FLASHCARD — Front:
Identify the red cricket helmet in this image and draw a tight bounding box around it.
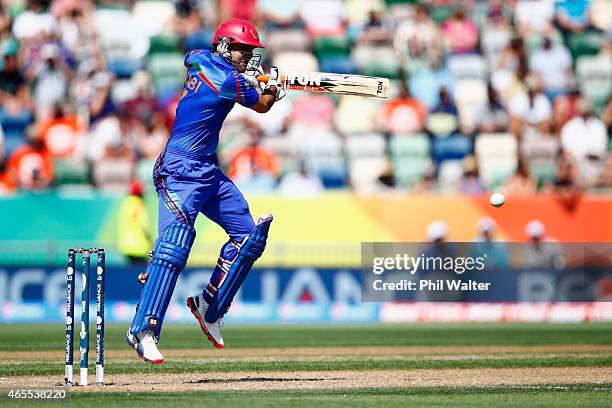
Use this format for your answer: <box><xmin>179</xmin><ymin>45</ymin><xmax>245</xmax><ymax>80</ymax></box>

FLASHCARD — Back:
<box><xmin>212</xmin><ymin>19</ymin><xmax>265</xmax><ymax>49</ymax></box>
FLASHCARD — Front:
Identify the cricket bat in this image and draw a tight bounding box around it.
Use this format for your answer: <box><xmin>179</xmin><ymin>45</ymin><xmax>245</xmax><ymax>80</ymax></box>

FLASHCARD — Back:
<box><xmin>256</xmin><ymin>72</ymin><xmax>390</xmax><ymax>98</ymax></box>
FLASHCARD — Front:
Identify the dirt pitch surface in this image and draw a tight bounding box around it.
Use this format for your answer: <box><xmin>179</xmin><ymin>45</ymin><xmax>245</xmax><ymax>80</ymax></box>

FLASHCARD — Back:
<box><xmin>2</xmin><ymin>345</ymin><xmax>611</xmax><ymax>392</ymax></box>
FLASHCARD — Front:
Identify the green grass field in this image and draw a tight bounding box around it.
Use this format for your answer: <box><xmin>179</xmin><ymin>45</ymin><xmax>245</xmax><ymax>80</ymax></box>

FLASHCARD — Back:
<box><xmin>1</xmin><ymin>323</ymin><xmax>611</xmax><ymax>407</ymax></box>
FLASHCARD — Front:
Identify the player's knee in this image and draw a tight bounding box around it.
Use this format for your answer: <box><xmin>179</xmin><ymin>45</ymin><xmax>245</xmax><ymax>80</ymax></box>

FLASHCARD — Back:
<box><xmin>153</xmin><ymin>222</ymin><xmax>196</xmax><ymax>270</ymax></box>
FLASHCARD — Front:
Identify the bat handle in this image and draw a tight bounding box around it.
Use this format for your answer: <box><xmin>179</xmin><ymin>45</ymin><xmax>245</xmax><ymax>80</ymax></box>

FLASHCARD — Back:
<box><xmin>256</xmin><ymin>75</ymin><xmax>269</xmax><ymax>83</ymax></box>
<box><xmin>256</xmin><ymin>75</ymin><xmax>286</xmax><ymax>83</ymax></box>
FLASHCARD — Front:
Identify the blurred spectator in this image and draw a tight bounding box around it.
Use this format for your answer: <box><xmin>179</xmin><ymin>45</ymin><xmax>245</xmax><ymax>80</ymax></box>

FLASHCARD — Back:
<box><xmin>117</xmin><ymin>180</ymin><xmax>152</xmax><ymax>265</ymax></box>
<box><xmin>28</xmin><ymin>43</ymin><xmax>72</xmax><ymax>121</ymax></box>
<box><xmin>431</xmin><ymin>87</ymin><xmax>458</xmax><ymax>116</ymax></box>
<box><xmin>601</xmin><ymin>99</ymin><xmax>612</xmax><ymax>136</ymax></box>
<box><xmin>529</xmin><ymin>37</ymin><xmax>573</xmax><ymax>99</ymax></box>
<box><xmin>409</xmin><ymin>56</ymin><xmax>454</xmax><ymax>110</ymax></box>
<box><xmin>412</xmin><ymin>164</ymin><xmax>439</xmax><ymax>194</ymax></box>
<box><xmin>278</xmin><ymin>160</ymin><xmax>324</xmax><ymax>196</ymax></box>
<box><xmin>0</xmin><ymin>158</ymin><xmax>17</xmax><ymax>195</ymax></box>
<box><xmin>561</xmin><ymin>98</ymin><xmax>608</xmax><ymax>161</ymax></box>
<box><xmin>508</xmin><ymin>77</ymin><xmax>552</xmax><ymax>137</ymax></box>
<box><xmin>358</xmin><ymin>10</ymin><xmax>393</xmax><ymax>45</ymax></box>
<box><xmin>515</xmin><ymin>0</ymin><xmax>555</xmax><ymax>35</ymax></box>
<box><xmin>90</xmin><ymin>115</ymin><xmax>136</xmax><ymax>192</ymax></box>
<box><xmin>394</xmin><ymin>3</ymin><xmax>443</xmax><ymax>62</ymax></box>
<box><xmin>6</xmin><ymin>126</ymin><xmax>54</xmax><ymax>190</ymax></box>
<box><xmin>259</xmin><ymin>0</ymin><xmax>303</xmax><ymax>30</ymax></box>
<box><xmin>523</xmin><ymin>219</ymin><xmax>565</xmax><ymax>269</ymax></box>
<box><xmin>228</xmin><ymin>126</ymin><xmax>280</xmax><ymax>183</ymax></box>
<box><xmin>170</xmin><ymin>0</ymin><xmax>205</xmax><ymax>39</ymax></box>
<box><xmin>12</xmin><ymin>0</ymin><xmax>57</xmax><ymax>41</ymax></box>
<box><xmin>218</xmin><ymin>0</ymin><xmax>259</xmax><ymax>24</ymax></box>
<box><xmin>441</xmin><ymin>8</ymin><xmax>478</xmax><ymax>54</ymax></box>
<box><xmin>0</xmin><ymin>53</ymin><xmax>27</xmax><ymax>97</ymax></box>
<box><xmin>132</xmin><ymin>112</ymin><xmax>169</xmax><ymax>160</ymax></box>
<box><xmin>476</xmin><ymin>83</ymin><xmax>508</xmax><ymax>133</ymax></box>
<box><xmin>426</xmin><ymin>220</ymin><xmax>448</xmax><ymax>243</ymax></box>
<box><xmin>123</xmin><ymin>71</ymin><xmax>158</xmax><ymax>126</ymax></box>
<box><xmin>379</xmin><ymin>83</ymin><xmax>427</xmax><ymax>134</ymax></box>
<box><xmin>599</xmin><ymin>155</ymin><xmax>612</xmax><ymax>188</ymax></box>
<box><xmin>38</xmin><ymin>102</ymin><xmax>84</xmax><ymax>158</ymax></box>
<box><xmin>299</xmin><ymin>0</ymin><xmax>346</xmax><ymax>36</ymax></box>
<box><xmin>88</xmin><ymin>71</ymin><xmax>116</xmax><ymax>124</ymax></box>
<box><xmin>502</xmin><ymin>158</ymin><xmax>538</xmax><ymax>196</ymax></box>
<box><xmin>472</xmin><ymin>216</ymin><xmax>509</xmax><ymax>268</ymax></box>
<box><xmin>457</xmin><ymin>156</ymin><xmax>486</xmax><ymax>196</ymax></box>
<box><xmin>474</xmin><ymin>217</ymin><xmax>498</xmax><ymax>242</ymax></box>
<box><xmin>496</xmin><ymin>37</ymin><xmax>527</xmax><ymax>73</ymax></box>
<box><xmin>291</xmin><ymin>94</ymin><xmax>336</xmax><ymax>130</ymax></box>
<box><xmin>552</xmin><ymin>87</ymin><xmax>582</xmax><ymax>133</ymax></box>
<box><xmin>555</xmin><ymin>0</ymin><xmax>592</xmax><ymax>36</ymax></box>
<box><xmin>543</xmin><ymin>150</ymin><xmax>583</xmax><ymax>211</ymax></box>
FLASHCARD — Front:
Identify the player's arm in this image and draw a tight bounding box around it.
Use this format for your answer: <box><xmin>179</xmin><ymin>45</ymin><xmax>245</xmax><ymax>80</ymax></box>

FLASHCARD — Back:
<box><xmin>250</xmin><ymin>90</ymin><xmax>277</xmax><ymax>113</ymax></box>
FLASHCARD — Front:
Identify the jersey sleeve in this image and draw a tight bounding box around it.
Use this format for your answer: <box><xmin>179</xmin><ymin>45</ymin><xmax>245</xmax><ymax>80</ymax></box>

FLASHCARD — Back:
<box><xmin>218</xmin><ymin>71</ymin><xmax>260</xmax><ymax>108</ymax></box>
<box><xmin>184</xmin><ymin>49</ymin><xmax>203</xmax><ymax>68</ymax></box>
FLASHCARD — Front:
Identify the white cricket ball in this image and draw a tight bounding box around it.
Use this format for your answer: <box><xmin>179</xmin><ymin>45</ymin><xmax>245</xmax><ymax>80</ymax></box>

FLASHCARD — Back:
<box><xmin>489</xmin><ymin>192</ymin><xmax>505</xmax><ymax>208</ymax></box>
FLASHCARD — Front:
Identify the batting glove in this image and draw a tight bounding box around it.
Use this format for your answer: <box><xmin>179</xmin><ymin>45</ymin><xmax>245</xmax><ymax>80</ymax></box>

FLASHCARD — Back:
<box><xmin>262</xmin><ymin>66</ymin><xmax>286</xmax><ymax>101</ymax></box>
<box><xmin>241</xmin><ymin>65</ymin><xmax>264</xmax><ymax>91</ymax></box>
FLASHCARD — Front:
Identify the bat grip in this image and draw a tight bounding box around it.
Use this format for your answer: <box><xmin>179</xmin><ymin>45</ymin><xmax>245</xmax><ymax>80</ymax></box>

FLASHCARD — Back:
<box><xmin>256</xmin><ymin>75</ymin><xmax>286</xmax><ymax>83</ymax></box>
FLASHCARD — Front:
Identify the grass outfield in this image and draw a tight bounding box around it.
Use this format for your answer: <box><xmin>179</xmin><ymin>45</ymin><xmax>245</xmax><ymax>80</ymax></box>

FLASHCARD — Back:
<box><xmin>1</xmin><ymin>322</ymin><xmax>612</xmax><ymax>351</ymax></box>
<box><xmin>2</xmin><ymin>386</ymin><xmax>612</xmax><ymax>407</ymax></box>
<box><xmin>1</xmin><ymin>323</ymin><xmax>611</xmax><ymax>406</ymax></box>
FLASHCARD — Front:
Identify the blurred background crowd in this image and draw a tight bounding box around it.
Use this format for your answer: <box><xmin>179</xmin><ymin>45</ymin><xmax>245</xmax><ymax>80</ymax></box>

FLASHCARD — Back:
<box><xmin>0</xmin><ymin>0</ymin><xmax>611</xmax><ymax>198</ymax></box>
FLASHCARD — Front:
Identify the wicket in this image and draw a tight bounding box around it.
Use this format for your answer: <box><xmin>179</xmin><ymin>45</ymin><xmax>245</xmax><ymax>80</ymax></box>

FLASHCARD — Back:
<box><xmin>65</xmin><ymin>248</ymin><xmax>105</xmax><ymax>386</ymax></box>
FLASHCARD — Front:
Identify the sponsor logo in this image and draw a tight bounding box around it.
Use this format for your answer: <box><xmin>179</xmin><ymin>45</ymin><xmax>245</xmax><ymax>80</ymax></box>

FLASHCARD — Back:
<box><xmin>149</xmin><ymin>318</ymin><xmax>158</xmax><ymax>327</ymax></box>
<box><xmin>285</xmin><ymin>73</ymin><xmax>322</xmax><ymax>87</ymax></box>
<box><xmin>377</xmin><ymin>81</ymin><xmax>384</xmax><ymax>94</ymax></box>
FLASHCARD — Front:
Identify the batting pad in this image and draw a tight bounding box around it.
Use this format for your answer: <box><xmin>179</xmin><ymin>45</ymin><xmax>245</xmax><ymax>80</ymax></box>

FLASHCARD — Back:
<box><xmin>130</xmin><ymin>222</ymin><xmax>196</xmax><ymax>338</ymax></box>
<box><xmin>205</xmin><ymin>215</ymin><xmax>273</xmax><ymax>322</ymax></box>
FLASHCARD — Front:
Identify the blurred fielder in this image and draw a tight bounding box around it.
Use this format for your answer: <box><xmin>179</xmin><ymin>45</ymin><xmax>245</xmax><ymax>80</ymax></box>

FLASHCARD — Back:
<box><xmin>126</xmin><ymin>19</ymin><xmax>285</xmax><ymax>363</ymax></box>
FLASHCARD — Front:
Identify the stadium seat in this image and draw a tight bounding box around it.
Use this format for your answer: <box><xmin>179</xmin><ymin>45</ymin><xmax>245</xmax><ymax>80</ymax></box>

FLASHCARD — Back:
<box><xmin>352</xmin><ymin>44</ymin><xmax>400</xmax><ymax>79</ymax></box>
<box><xmin>438</xmin><ymin>159</ymin><xmax>464</xmax><ymax>192</ymax></box>
<box><xmin>147</xmin><ymin>53</ymin><xmax>186</xmax><ymax>101</ymax></box>
<box><xmin>314</xmin><ymin>35</ymin><xmax>351</xmax><ymax>59</ymax></box>
<box><xmin>568</xmin><ymin>31</ymin><xmax>605</xmax><ymax>60</ymax></box>
<box><xmin>425</xmin><ymin>112</ymin><xmax>459</xmax><ymax>137</ymax></box>
<box><xmin>111</xmin><ymin>80</ymin><xmax>138</xmax><ymax>106</ymax></box>
<box><xmin>335</xmin><ymin>96</ymin><xmax>381</xmax><ymax>134</ymax></box>
<box><xmin>318</xmin><ymin>55</ymin><xmax>359</xmax><ymax>74</ymax></box>
<box><xmin>454</xmin><ymin>79</ymin><xmax>487</xmax><ymax>131</ymax></box>
<box><xmin>576</xmin><ymin>55</ymin><xmax>612</xmax><ymax>111</ymax></box>
<box><xmin>390</xmin><ymin>133</ymin><xmax>430</xmax><ymax>159</ymax></box>
<box><xmin>346</xmin><ymin>133</ymin><xmax>386</xmax><ymax>159</ymax></box>
<box><xmin>296</xmin><ymin>128</ymin><xmax>347</xmax><ymax>188</ymax></box>
<box><xmin>265</xmin><ymin>29</ymin><xmax>312</xmax><ymax>55</ymax></box>
<box><xmin>447</xmin><ymin>55</ymin><xmax>487</xmax><ymax>80</ymax></box>
<box><xmin>273</xmin><ymin>51</ymin><xmax>319</xmax><ymax>73</ymax></box>
<box><xmin>349</xmin><ymin>156</ymin><xmax>388</xmax><ymax>191</ymax></box>
<box><xmin>148</xmin><ymin>34</ymin><xmax>181</xmax><ymax>56</ymax></box>
<box><xmin>393</xmin><ymin>156</ymin><xmax>431</xmax><ymax>188</ymax></box>
<box><xmin>390</xmin><ymin>134</ymin><xmax>432</xmax><ymax>187</ymax></box>
<box><xmin>475</xmin><ymin>133</ymin><xmax>518</xmax><ymax>188</ymax></box>
<box><xmin>481</xmin><ymin>26</ymin><xmax>512</xmax><ymax>68</ymax></box>
<box><xmin>132</xmin><ymin>0</ymin><xmax>176</xmax><ymax>38</ymax></box>
<box><xmin>431</xmin><ymin>134</ymin><xmax>473</xmax><ymax>164</ymax></box>
<box><xmin>53</xmin><ymin>159</ymin><xmax>91</xmax><ymax>186</ymax></box>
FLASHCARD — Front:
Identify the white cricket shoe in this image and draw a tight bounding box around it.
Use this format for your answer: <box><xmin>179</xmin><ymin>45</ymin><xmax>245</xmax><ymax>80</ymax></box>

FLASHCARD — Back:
<box><xmin>125</xmin><ymin>329</ymin><xmax>164</xmax><ymax>364</ymax></box>
<box><xmin>186</xmin><ymin>293</ymin><xmax>225</xmax><ymax>349</ymax></box>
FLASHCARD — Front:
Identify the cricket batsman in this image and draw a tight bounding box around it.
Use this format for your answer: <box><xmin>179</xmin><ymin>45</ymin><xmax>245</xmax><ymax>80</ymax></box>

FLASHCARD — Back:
<box><xmin>126</xmin><ymin>19</ymin><xmax>285</xmax><ymax>363</ymax></box>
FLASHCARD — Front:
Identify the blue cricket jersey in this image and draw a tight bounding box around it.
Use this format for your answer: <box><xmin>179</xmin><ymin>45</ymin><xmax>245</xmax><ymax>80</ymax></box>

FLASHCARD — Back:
<box><xmin>166</xmin><ymin>49</ymin><xmax>259</xmax><ymax>156</ymax></box>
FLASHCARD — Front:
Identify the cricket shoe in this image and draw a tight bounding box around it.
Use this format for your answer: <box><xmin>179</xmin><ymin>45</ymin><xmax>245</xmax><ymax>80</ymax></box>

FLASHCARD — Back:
<box><xmin>186</xmin><ymin>293</ymin><xmax>224</xmax><ymax>349</ymax></box>
<box><xmin>125</xmin><ymin>329</ymin><xmax>164</xmax><ymax>364</ymax></box>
